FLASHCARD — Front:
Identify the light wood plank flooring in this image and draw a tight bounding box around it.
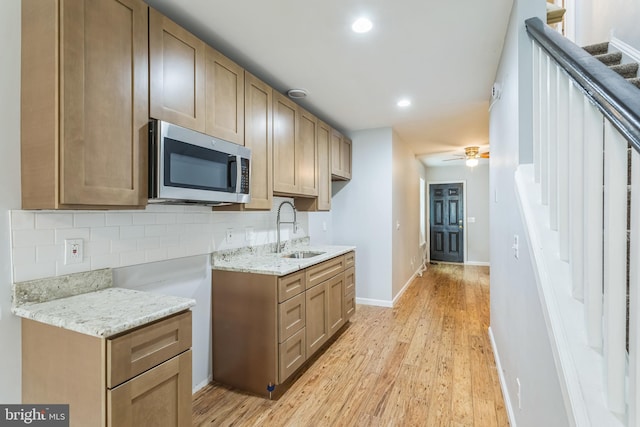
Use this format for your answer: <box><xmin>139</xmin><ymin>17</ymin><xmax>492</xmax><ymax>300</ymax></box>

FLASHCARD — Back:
<box><xmin>193</xmin><ymin>264</ymin><xmax>508</xmax><ymax>426</ymax></box>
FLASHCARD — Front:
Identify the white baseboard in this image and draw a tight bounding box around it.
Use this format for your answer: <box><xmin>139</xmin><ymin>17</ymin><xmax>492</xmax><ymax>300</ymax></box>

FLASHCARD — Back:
<box><xmin>355</xmin><ymin>297</ymin><xmax>392</xmax><ymax>308</ymax></box>
<box><xmin>465</xmin><ymin>261</ymin><xmax>490</xmax><ymax>267</ymax></box>
<box><xmin>488</xmin><ymin>327</ymin><xmax>517</xmax><ymax>427</ymax></box>
<box><xmin>391</xmin><ymin>270</ymin><xmax>420</xmax><ymax>306</ymax></box>
<box><xmin>610</xmin><ymin>36</ymin><xmax>640</xmax><ymax>65</ymax></box>
<box><xmin>193</xmin><ymin>376</ymin><xmax>213</xmax><ymax>394</ymax></box>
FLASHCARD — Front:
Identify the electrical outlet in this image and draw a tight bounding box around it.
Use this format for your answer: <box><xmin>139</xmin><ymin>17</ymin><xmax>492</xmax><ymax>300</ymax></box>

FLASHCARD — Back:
<box><xmin>226</xmin><ymin>229</ymin><xmax>233</xmax><ymax>244</ymax></box>
<box><xmin>64</xmin><ymin>239</ymin><xmax>83</xmax><ymax>265</ymax></box>
<box><xmin>516</xmin><ymin>377</ymin><xmax>522</xmax><ymax>409</ymax></box>
<box><xmin>245</xmin><ymin>227</ymin><xmax>254</xmax><ymax>242</ymax></box>
<box><xmin>322</xmin><ymin>221</ymin><xmax>327</xmax><ymax>232</ymax></box>
<box><xmin>512</xmin><ymin>234</ymin><xmax>519</xmax><ymax>259</ymax></box>
<box><xmin>294</xmin><ymin>223</ymin><xmax>300</xmax><ymax>234</ymax></box>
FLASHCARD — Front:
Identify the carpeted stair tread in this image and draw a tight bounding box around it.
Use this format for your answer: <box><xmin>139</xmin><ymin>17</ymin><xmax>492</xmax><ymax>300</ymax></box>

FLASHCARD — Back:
<box><xmin>627</xmin><ymin>77</ymin><xmax>640</xmax><ymax>89</ymax></box>
<box><xmin>595</xmin><ymin>52</ymin><xmax>622</xmax><ymax>66</ymax></box>
<box><xmin>610</xmin><ymin>62</ymin><xmax>639</xmax><ymax>79</ymax></box>
<box><xmin>583</xmin><ymin>42</ymin><xmax>609</xmax><ymax>55</ymax></box>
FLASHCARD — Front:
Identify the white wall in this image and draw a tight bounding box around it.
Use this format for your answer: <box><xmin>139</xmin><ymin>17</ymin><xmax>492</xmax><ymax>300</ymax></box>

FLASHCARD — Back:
<box><xmin>425</xmin><ymin>164</ymin><xmax>490</xmax><ymax>264</ymax></box>
<box><xmin>572</xmin><ymin>0</ymin><xmax>640</xmax><ymax>47</ymax></box>
<box><xmin>489</xmin><ymin>1</ymin><xmax>571</xmax><ymax>425</ymax></box>
<box><xmin>391</xmin><ymin>130</ymin><xmax>423</xmax><ymax>299</ymax></box>
<box><xmin>307</xmin><ymin>211</ymin><xmax>333</xmax><ymax>245</ymax></box>
<box><xmin>0</xmin><ymin>0</ymin><xmax>23</xmax><ymax>404</ymax></box>
<box><xmin>332</xmin><ymin>128</ymin><xmax>393</xmax><ymax>305</ymax></box>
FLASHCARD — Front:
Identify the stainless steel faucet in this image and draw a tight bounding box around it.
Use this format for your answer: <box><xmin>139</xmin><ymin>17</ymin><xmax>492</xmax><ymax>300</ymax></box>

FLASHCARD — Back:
<box><xmin>276</xmin><ymin>201</ymin><xmax>297</xmax><ymax>253</ymax></box>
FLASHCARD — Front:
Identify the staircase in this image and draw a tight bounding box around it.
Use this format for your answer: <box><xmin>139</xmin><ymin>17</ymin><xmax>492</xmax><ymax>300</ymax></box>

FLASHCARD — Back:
<box><xmin>583</xmin><ymin>41</ymin><xmax>640</xmax><ymax>89</ymax></box>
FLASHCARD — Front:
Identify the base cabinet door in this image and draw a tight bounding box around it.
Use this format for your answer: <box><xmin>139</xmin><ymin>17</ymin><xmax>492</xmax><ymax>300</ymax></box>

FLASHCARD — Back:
<box><xmin>278</xmin><ymin>328</ymin><xmax>306</xmax><ymax>383</ymax></box>
<box><xmin>306</xmin><ymin>282</ymin><xmax>329</xmax><ymax>356</ymax></box>
<box><xmin>327</xmin><ymin>273</ymin><xmax>345</xmax><ymax>335</ymax></box>
<box><xmin>108</xmin><ymin>350</ymin><xmax>192</xmax><ymax>427</ymax></box>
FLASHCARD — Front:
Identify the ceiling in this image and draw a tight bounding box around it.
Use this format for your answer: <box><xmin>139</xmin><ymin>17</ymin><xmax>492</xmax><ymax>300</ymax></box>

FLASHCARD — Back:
<box><xmin>145</xmin><ymin>0</ymin><xmax>514</xmax><ymax>165</ymax></box>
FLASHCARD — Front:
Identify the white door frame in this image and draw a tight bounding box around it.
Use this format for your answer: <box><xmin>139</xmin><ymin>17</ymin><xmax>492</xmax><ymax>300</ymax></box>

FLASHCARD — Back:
<box><xmin>426</xmin><ymin>180</ymin><xmax>468</xmax><ymax>264</ymax></box>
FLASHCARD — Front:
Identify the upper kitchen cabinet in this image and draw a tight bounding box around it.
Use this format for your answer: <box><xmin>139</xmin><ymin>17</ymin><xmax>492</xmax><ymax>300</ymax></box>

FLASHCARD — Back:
<box><xmin>316</xmin><ymin>121</ymin><xmax>332</xmax><ymax>211</ymax></box>
<box><xmin>273</xmin><ymin>92</ymin><xmax>319</xmax><ymax>198</ymax></box>
<box><xmin>205</xmin><ymin>47</ymin><xmax>245</xmax><ymax>145</ymax></box>
<box><xmin>273</xmin><ymin>92</ymin><xmax>299</xmax><ymax>195</ymax></box>
<box><xmin>331</xmin><ymin>129</ymin><xmax>352</xmax><ymax>181</ymax></box>
<box><xmin>21</xmin><ymin>0</ymin><xmax>149</xmax><ymax>209</ymax></box>
<box><xmin>149</xmin><ymin>8</ymin><xmax>205</xmax><ymax>132</ymax></box>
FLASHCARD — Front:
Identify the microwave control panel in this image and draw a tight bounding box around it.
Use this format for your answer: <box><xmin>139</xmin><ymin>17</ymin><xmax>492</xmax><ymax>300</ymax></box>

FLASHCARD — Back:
<box><xmin>240</xmin><ymin>158</ymin><xmax>250</xmax><ymax>194</ymax></box>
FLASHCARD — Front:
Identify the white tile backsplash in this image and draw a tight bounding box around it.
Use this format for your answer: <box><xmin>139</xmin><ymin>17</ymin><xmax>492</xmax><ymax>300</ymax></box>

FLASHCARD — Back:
<box><xmin>10</xmin><ymin>197</ymin><xmax>308</xmax><ymax>281</ymax></box>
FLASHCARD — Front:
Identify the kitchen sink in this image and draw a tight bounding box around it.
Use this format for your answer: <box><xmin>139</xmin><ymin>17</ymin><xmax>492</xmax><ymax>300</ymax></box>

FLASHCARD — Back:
<box><xmin>281</xmin><ymin>251</ymin><xmax>326</xmax><ymax>259</ymax></box>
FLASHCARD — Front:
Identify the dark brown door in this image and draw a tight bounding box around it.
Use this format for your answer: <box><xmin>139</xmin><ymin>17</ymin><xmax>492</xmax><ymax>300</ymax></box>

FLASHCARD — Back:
<box><xmin>429</xmin><ymin>183</ymin><xmax>464</xmax><ymax>263</ymax></box>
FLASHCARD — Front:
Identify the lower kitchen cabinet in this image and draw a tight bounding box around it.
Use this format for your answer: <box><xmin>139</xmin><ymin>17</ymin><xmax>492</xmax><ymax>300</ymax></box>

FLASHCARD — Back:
<box><xmin>22</xmin><ymin>311</ymin><xmax>193</xmax><ymax>427</ymax></box>
<box><xmin>212</xmin><ymin>251</ymin><xmax>355</xmax><ymax>397</ymax></box>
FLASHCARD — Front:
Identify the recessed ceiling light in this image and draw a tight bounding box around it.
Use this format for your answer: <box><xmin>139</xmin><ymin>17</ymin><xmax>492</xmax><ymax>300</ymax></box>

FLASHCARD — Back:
<box><xmin>352</xmin><ymin>17</ymin><xmax>373</xmax><ymax>33</ymax></box>
<box><xmin>397</xmin><ymin>99</ymin><xmax>411</xmax><ymax>107</ymax></box>
<box><xmin>287</xmin><ymin>89</ymin><xmax>308</xmax><ymax>99</ymax></box>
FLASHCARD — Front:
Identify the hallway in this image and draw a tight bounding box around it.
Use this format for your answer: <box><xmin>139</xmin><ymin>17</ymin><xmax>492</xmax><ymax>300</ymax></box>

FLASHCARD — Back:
<box><xmin>193</xmin><ymin>264</ymin><xmax>508</xmax><ymax>426</ymax></box>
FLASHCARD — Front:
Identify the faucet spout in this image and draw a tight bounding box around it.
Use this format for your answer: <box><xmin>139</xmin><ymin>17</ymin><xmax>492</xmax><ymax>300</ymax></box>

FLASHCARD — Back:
<box><xmin>276</xmin><ymin>201</ymin><xmax>297</xmax><ymax>253</ymax></box>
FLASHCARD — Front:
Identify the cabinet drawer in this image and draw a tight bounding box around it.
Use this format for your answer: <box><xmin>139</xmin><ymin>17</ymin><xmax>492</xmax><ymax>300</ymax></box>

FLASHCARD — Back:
<box><xmin>306</xmin><ymin>256</ymin><xmax>344</xmax><ymax>289</ymax></box>
<box><xmin>345</xmin><ymin>291</ymin><xmax>356</xmax><ymax>320</ymax></box>
<box><xmin>278</xmin><ymin>292</ymin><xmax>306</xmax><ymax>343</ymax></box>
<box><xmin>278</xmin><ymin>328</ymin><xmax>306</xmax><ymax>384</ymax></box>
<box><xmin>344</xmin><ymin>266</ymin><xmax>355</xmax><ymax>296</ymax></box>
<box><xmin>107</xmin><ymin>311</ymin><xmax>192</xmax><ymax>388</ymax></box>
<box><xmin>278</xmin><ymin>271</ymin><xmax>305</xmax><ymax>302</ymax></box>
<box><xmin>108</xmin><ymin>350</ymin><xmax>192</xmax><ymax>427</ymax></box>
<box><xmin>344</xmin><ymin>251</ymin><xmax>355</xmax><ymax>269</ymax></box>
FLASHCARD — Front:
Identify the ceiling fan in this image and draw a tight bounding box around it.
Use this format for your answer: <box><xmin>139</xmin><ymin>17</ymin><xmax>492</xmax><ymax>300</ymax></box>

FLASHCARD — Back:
<box><xmin>443</xmin><ymin>146</ymin><xmax>490</xmax><ymax>167</ymax></box>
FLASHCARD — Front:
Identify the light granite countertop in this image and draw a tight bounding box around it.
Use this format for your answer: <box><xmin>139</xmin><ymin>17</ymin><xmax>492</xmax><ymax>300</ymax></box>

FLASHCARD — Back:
<box><xmin>212</xmin><ymin>242</ymin><xmax>356</xmax><ymax>276</ymax></box>
<box><xmin>11</xmin><ymin>268</ymin><xmax>195</xmax><ymax>338</ymax></box>
<box><xmin>13</xmin><ymin>287</ymin><xmax>195</xmax><ymax>338</ymax></box>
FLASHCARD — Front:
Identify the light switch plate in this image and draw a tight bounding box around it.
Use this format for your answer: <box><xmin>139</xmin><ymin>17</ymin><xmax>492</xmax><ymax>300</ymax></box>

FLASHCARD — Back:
<box><xmin>64</xmin><ymin>239</ymin><xmax>83</xmax><ymax>265</ymax></box>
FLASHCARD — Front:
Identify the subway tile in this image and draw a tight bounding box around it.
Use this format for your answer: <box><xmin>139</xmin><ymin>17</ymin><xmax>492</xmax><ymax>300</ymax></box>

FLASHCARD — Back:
<box><xmin>90</xmin><ymin>253</ymin><xmax>119</xmax><ymax>270</ymax></box>
<box><xmin>11</xmin><ymin>211</ymin><xmax>35</xmax><ymax>230</ymax></box>
<box><xmin>145</xmin><ymin>224</ymin><xmax>167</xmax><ymax>237</ymax></box>
<box><xmin>137</xmin><ymin>237</ymin><xmax>162</xmax><ymax>250</ymax></box>
<box><xmin>111</xmin><ymin>239</ymin><xmax>137</xmax><ymax>254</ymax></box>
<box><xmin>132</xmin><ymin>213</ymin><xmax>156</xmax><ymax>225</ymax></box>
<box><xmin>36</xmin><ymin>213</ymin><xmax>73</xmax><ymax>229</ymax></box>
<box><xmin>119</xmin><ymin>225</ymin><xmax>145</xmax><ymax>240</ymax></box>
<box><xmin>90</xmin><ymin>226</ymin><xmax>120</xmax><ymax>241</ymax></box>
<box><xmin>167</xmin><ymin>246</ymin><xmax>188</xmax><ymax>259</ymax></box>
<box><xmin>13</xmin><ymin>229</ymin><xmax>55</xmax><ymax>248</ymax></box>
<box><xmin>36</xmin><ymin>244</ymin><xmax>62</xmax><ymax>263</ymax></box>
<box><xmin>13</xmin><ymin>262</ymin><xmax>56</xmax><ymax>282</ymax></box>
<box><xmin>155</xmin><ymin>214</ymin><xmax>177</xmax><ymax>224</ymax></box>
<box><xmin>55</xmin><ymin>228</ymin><xmax>90</xmax><ymax>244</ymax></box>
<box><xmin>12</xmin><ymin>246</ymin><xmax>36</xmax><ymax>266</ymax></box>
<box><xmin>146</xmin><ymin>247</ymin><xmax>168</xmax><ymax>263</ymax></box>
<box><xmin>74</xmin><ymin>213</ymin><xmax>106</xmax><ymax>228</ymax></box>
<box><xmin>86</xmin><ymin>240</ymin><xmax>110</xmax><ymax>257</ymax></box>
<box><xmin>119</xmin><ymin>250</ymin><xmax>146</xmax><ymax>267</ymax></box>
<box><xmin>105</xmin><ymin>212</ymin><xmax>133</xmax><ymax>226</ymax></box>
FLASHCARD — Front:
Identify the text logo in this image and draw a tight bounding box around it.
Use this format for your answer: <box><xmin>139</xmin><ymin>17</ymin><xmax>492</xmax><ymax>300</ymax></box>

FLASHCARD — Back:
<box><xmin>0</xmin><ymin>405</ymin><xmax>69</xmax><ymax>427</ymax></box>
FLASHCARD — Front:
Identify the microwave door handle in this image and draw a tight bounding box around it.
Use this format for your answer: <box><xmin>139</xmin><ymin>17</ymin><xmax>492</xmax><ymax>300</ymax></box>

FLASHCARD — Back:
<box><xmin>235</xmin><ymin>155</ymin><xmax>242</xmax><ymax>194</ymax></box>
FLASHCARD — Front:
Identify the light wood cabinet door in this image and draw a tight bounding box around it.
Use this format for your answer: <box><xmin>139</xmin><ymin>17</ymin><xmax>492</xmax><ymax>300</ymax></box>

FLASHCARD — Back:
<box><xmin>108</xmin><ymin>350</ymin><xmax>192</xmax><ymax>427</ymax></box>
<box><xmin>306</xmin><ymin>256</ymin><xmax>345</xmax><ymax>289</ymax></box>
<box><xmin>298</xmin><ymin>108</ymin><xmax>318</xmax><ymax>197</ymax></box>
<box><xmin>244</xmin><ymin>72</ymin><xmax>273</xmax><ymax>209</ymax></box>
<box><xmin>330</xmin><ymin>129</ymin><xmax>352</xmax><ymax>180</ymax></box>
<box><xmin>278</xmin><ymin>292</ymin><xmax>306</xmax><ymax>342</ymax></box>
<box><xmin>344</xmin><ymin>266</ymin><xmax>355</xmax><ymax>296</ymax></box>
<box><xmin>273</xmin><ymin>92</ymin><xmax>299</xmax><ymax>194</ymax></box>
<box><xmin>22</xmin><ymin>0</ymin><xmax>149</xmax><ymax>209</ymax></box>
<box><xmin>149</xmin><ymin>8</ymin><xmax>205</xmax><ymax>132</ymax></box>
<box><xmin>345</xmin><ymin>290</ymin><xmax>356</xmax><ymax>320</ymax></box>
<box><xmin>306</xmin><ymin>281</ymin><xmax>330</xmax><ymax>356</ymax></box>
<box><xmin>278</xmin><ymin>328</ymin><xmax>306</xmax><ymax>383</ymax></box>
<box><xmin>341</xmin><ymin>137</ymin><xmax>353</xmax><ymax>179</ymax></box>
<box><xmin>327</xmin><ymin>273</ymin><xmax>345</xmax><ymax>336</ymax></box>
<box><xmin>316</xmin><ymin>121</ymin><xmax>332</xmax><ymax>211</ymax></box>
<box><xmin>205</xmin><ymin>46</ymin><xmax>244</xmax><ymax>144</ymax></box>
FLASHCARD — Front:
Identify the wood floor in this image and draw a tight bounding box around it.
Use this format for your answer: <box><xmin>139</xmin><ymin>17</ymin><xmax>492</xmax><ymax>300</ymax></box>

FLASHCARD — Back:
<box><xmin>193</xmin><ymin>264</ymin><xmax>508</xmax><ymax>426</ymax></box>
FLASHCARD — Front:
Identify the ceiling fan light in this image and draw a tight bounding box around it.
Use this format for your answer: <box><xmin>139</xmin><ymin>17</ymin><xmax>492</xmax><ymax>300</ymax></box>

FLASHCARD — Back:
<box><xmin>466</xmin><ymin>158</ymin><xmax>478</xmax><ymax>167</ymax></box>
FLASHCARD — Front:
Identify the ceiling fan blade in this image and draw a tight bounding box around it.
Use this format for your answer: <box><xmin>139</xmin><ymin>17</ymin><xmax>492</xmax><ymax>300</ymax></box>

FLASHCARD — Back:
<box><xmin>479</xmin><ymin>152</ymin><xmax>490</xmax><ymax>158</ymax></box>
<box><xmin>442</xmin><ymin>157</ymin><xmax>465</xmax><ymax>161</ymax></box>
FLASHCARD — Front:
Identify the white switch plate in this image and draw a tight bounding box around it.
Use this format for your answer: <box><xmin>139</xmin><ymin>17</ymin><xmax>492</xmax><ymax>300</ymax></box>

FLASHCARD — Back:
<box><xmin>322</xmin><ymin>221</ymin><xmax>327</xmax><ymax>232</ymax></box>
<box><xmin>64</xmin><ymin>239</ymin><xmax>83</xmax><ymax>265</ymax></box>
<box><xmin>467</xmin><ymin>217</ymin><xmax>476</xmax><ymax>223</ymax></box>
<box><xmin>226</xmin><ymin>229</ymin><xmax>233</xmax><ymax>244</ymax></box>
<box><xmin>245</xmin><ymin>227</ymin><xmax>254</xmax><ymax>242</ymax></box>
<box><xmin>512</xmin><ymin>234</ymin><xmax>519</xmax><ymax>259</ymax></box>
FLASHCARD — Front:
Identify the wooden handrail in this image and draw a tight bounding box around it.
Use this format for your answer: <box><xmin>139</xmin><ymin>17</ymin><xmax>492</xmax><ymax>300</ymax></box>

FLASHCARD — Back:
<box><xmin>526</xmin><ymin>17</ymin><xmax>640</xmax><ymax>153</ymax></box>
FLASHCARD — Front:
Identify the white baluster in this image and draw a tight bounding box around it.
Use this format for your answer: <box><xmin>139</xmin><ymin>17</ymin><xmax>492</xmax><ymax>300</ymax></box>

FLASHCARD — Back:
<box><xmin>557</xmin><ymin>71</ymin><xmax>570</xmax><ymax>261</ymax></box>
<box><xmin>533</xmin><ymin>43</ymin><xmax>541</xmax><ymax>183</ymax></box>
<box><xmin>549</xmin><ymin>64</ymin><xmax>559</xmax><ymax>230</ymax></box>
<box><xmin>541</xmin><ymin>53</ymin><xmax>550</xmax><ymax>206</ymax></box>
<box><xmin>584</xmin><ymin>99</ymin><xmax>604</xmax><ymax>350</ymax></box>
<box><xmin>629</xmin><ymin>147</ymin><xmax>640</xmax><ymax>426</ymax></box>
<box><xmin>603</xmin><ymin>121</ymin><xmax>628</xmax><ymax>414</ymax></box>
<box><xmin>569</xmin><ymin>82</ymin><xmax>585</xmax><ymax>300</ymax></box>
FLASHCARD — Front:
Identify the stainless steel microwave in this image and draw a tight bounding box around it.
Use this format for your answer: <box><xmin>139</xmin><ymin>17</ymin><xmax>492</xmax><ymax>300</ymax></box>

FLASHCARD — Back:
<box><xmin>148</xmin><ymin>120</ymin><xmax>251</xmax><ymax>205</ymax></box>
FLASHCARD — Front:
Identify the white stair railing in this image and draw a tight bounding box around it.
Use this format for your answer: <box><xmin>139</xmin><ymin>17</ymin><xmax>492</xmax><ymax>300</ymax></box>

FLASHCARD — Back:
<box><xmin>528</xmin><ymin>16</ymin><xmax>640</xmax><ymax>425</ymax></box>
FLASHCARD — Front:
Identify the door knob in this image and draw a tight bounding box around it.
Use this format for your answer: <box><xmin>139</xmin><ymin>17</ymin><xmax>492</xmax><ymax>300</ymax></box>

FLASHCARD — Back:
<box><xmin>459</xmin><ymin>219</ymin><xmax>463</xmax><ymax>229</ymax></box>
